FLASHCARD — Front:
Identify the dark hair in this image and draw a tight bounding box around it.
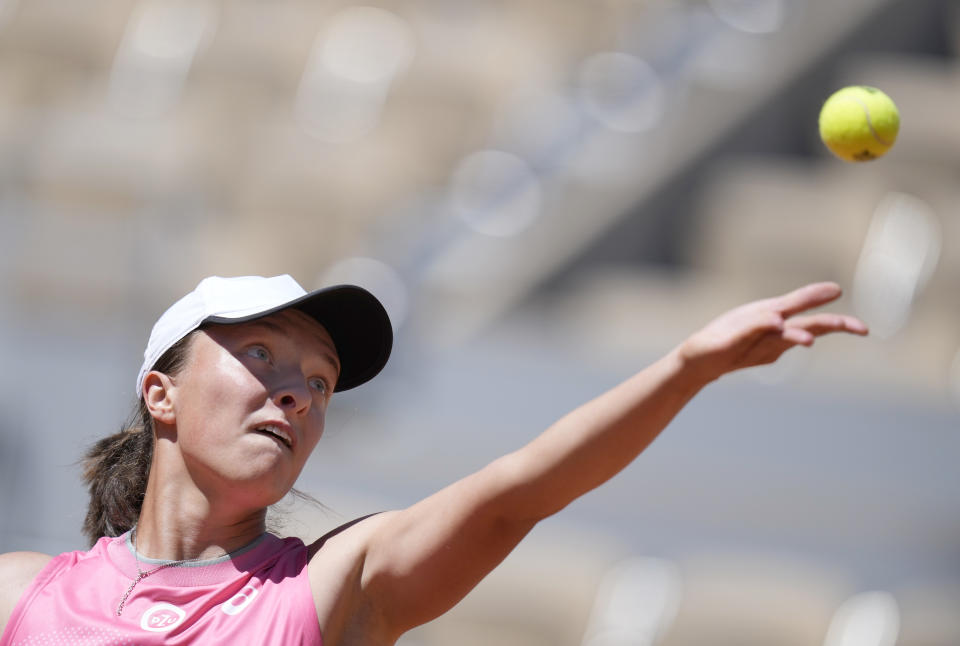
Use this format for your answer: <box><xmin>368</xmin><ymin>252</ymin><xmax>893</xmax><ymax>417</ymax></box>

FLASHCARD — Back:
<box><xmin>81</xmin><ymin>333</ymin><xmax>195</xmax><ymax>547</ymax></box>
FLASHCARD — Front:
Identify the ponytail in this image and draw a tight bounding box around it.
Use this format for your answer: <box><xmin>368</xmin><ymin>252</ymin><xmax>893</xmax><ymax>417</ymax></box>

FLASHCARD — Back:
<box><xmin>81</xmin><ymin>405</ymin><xmax>153</xmax><ymax>546</ymax></box>
<box><xmin>81</xmin><ymin>332</ymin><xmax>195</xmax><ymax>546</ymax></box>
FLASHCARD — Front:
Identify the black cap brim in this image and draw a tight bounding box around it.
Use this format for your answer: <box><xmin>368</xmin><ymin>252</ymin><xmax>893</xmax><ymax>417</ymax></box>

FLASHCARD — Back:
<box><xmin>204</xmin><ymin>284</ymin><xmax>392</xmax><ymax>392</ymax></box>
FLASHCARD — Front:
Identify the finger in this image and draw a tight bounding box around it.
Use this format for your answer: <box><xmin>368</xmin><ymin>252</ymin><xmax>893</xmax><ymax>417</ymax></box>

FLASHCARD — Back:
<box><xmin>781</xmin><ymin>326</ymin><xmax>814</xmax><ymax>346</ymax></box>
<box><xmin>786</xmin><ymin>313</ymin><xmax>869</xmax><ymax>337</ymax></box>
<box><xmin>774</xmin><ymin>282</ymin><xmax>843</xmax><ymax>318</ymax></box>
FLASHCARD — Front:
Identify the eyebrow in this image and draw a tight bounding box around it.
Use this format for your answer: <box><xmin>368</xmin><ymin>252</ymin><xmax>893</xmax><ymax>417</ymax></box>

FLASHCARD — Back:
<box><xmin>244</xmin><ymin>318</ymin><xmax>342</xmax><ymax>375</ymax></box>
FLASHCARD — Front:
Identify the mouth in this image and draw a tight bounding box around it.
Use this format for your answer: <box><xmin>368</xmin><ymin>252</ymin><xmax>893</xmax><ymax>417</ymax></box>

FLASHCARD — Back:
<box><xmin>254</xmin><ymin>424</ymin><xmax>293</xmax><ymax>450</ymax></box>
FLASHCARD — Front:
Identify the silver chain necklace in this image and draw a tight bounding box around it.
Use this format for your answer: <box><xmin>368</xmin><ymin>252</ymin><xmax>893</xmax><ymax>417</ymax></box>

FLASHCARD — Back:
<box><xmin>115</xmin><ymin>529</ymin><xmax>228</xmax><ymax>617</ymax></box>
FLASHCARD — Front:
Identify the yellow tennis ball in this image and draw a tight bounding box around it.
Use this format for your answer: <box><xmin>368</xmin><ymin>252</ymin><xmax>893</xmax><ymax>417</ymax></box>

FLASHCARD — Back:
<box><xmin>819</xmin><ymin>86</ymin><xmax>900</xmax><ymax>162</ymax></box>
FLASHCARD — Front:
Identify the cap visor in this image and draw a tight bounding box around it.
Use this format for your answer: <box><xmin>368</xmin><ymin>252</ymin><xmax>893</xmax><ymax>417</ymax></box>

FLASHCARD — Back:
<box><xmin>204</xmin><ymin>284</ymin><xmax>392</xmax><ymax>391</ymax></box>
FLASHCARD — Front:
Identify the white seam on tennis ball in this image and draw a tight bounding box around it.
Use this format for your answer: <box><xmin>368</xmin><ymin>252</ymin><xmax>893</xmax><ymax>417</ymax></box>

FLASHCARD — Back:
<box><xmin>848</xmin><ymin>94</ymin><xmax>891</xmax><ymax>146</ymax></box>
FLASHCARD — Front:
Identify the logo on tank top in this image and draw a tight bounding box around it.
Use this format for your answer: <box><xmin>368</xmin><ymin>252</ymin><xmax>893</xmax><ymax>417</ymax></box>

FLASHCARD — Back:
<box><xmin>222</xmin><ymin>582</ymin><xmax>261</xmax><ymax>616</ymax></box>
<box><xmin>141</xmin><ymin>602</ymin><xmax>187</xmax><ymax>632</ymax></box>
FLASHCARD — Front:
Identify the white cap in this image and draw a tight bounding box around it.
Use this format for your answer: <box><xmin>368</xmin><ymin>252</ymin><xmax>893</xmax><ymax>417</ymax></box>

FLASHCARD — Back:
<box><xmin>136</xmin><ymin>275</ymin><xmax>392</xmax><ymax>397</ymax></box>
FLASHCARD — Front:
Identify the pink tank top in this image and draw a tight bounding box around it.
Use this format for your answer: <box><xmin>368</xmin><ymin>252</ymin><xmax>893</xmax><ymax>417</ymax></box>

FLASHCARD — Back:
<box><xmin>1</xmin><ymin>531</ymin><xmax>323</xmax><ymax>645</ymax></box>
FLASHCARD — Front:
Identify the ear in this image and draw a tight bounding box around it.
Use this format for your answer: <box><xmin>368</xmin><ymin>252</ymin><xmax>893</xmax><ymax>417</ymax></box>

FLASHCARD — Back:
<box><xmin>143</xmin><ymin>371</ymin><xmax>178</xmax><ymax>425</ymax></box>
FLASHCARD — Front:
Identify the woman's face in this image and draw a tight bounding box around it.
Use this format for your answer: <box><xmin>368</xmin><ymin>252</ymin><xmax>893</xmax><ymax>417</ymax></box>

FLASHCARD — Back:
<box><xmin>163</xmin><ymin>308</ymin><xmax>340</xmax><ymax>508</ymax></box>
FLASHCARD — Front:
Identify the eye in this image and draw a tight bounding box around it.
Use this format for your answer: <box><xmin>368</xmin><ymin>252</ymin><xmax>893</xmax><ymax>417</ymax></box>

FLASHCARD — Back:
<box><xmin>308</xmin><ymin>377</ymin><xmax>329</xmax><ymax>395</ymax></box>
<box><xmin>246</xmin><ymin>345</ymin><xmax>271</xmax><ymax>362</ymax></box>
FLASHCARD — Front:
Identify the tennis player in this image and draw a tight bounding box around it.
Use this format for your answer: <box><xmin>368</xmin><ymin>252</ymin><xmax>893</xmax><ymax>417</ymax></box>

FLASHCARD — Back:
<box><xmin>0</xmin><ymin>275</ymin><xmax>867</xmax><ymax>645</ymax></box>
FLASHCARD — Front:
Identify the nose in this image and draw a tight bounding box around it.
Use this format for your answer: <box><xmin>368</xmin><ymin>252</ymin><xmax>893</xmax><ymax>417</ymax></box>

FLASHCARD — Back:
<box><xmin>271</xmin><ymin>376</ymin><xmax>311</xmax><ymax>414</ymax></box>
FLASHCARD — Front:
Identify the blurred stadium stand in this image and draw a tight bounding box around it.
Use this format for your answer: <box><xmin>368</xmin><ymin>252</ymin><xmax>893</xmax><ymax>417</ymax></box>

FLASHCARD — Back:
<box><xmin>1</xmin><ymin>0</ymin><xmax>959</xmax><ymax>644</ymax></box>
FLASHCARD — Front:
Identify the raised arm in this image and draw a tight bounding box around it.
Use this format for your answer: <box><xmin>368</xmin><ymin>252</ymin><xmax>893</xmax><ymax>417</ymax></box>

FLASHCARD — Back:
<box><xmin>311</xmin><ymin>282</ymin><xmax>867</xmax><ymax>644</ymax></box>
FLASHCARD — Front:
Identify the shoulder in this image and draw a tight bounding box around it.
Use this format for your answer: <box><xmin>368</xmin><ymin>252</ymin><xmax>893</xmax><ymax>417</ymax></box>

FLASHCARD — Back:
<box><xmin>0</xmin><ymin>552</ymin><xmax>53</xmax><ymax>597</ymax></box>
<box><xmin>307</xmin><ymin>512</ymin><xmax>395</xmax><ymax>561</ymax></box>
<box><xmin>306</xmin><ymin>511</ymin><xmax>397</xmax><ymax>584</ymax></box>
<box><xmin>0</xmin><ymin>552</ymin><xmax>53</xmax><ymax>633</ymax></box>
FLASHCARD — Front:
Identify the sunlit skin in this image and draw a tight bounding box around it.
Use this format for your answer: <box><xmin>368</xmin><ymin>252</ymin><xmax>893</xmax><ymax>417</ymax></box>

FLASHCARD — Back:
<box><xmin>0</xmin><ymin>282</ymin><xmax>868</xmax><ymax>646</ymax></box>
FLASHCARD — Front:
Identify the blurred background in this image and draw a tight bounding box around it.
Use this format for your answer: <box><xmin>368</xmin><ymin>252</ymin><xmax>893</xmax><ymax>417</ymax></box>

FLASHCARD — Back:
<box><xmin>1</xmin><ymin>0</ymin><xmax>958</xmax><ymax>643</ymax></box>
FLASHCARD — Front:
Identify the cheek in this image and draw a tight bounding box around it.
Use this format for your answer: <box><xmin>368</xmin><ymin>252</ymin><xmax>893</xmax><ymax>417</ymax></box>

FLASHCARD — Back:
<box><xmin>175</xmin><ymin>360</ymin><xmax>266</xmax><ymax>431</ymax></box>
<box><xmin>206</xmin><ymin>354</ymin><xmax>265</xmax><ymax>398</ymax></box>
<box><xmin>306</xmin><ymin>410</ymin><xmax>326</xmax><ymax>446</ymax></box>
<box><xmin>297</xmin><ymin>409</ymin><xmax>326</xmax><ymax>457</ymax></box>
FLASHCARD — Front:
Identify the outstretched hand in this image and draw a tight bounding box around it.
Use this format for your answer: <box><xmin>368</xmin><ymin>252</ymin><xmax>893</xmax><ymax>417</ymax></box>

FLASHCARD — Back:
<box><xmin>678</xmin><ymin>282</ymin><xmax>868</xmax><ymax>383</ymax></box>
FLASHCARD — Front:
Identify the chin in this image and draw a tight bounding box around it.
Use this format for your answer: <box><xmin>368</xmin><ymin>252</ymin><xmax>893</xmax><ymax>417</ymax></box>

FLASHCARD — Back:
<box><xmin>228</xmin><ymin>480</ymin><xmax>295</xmax><ymax>512</ymax></box>
<box><xmin>220</xmin><ymin>464</ymin><xmax>299</xmax><ymax>508</ymax></box>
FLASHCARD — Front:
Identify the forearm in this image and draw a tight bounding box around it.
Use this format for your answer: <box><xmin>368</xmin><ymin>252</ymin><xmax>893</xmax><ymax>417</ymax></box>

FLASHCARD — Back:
<box><xmin>499</xmin><ymin>346</ymin><xmax>709</xmax><ymax>522</ymax></box>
